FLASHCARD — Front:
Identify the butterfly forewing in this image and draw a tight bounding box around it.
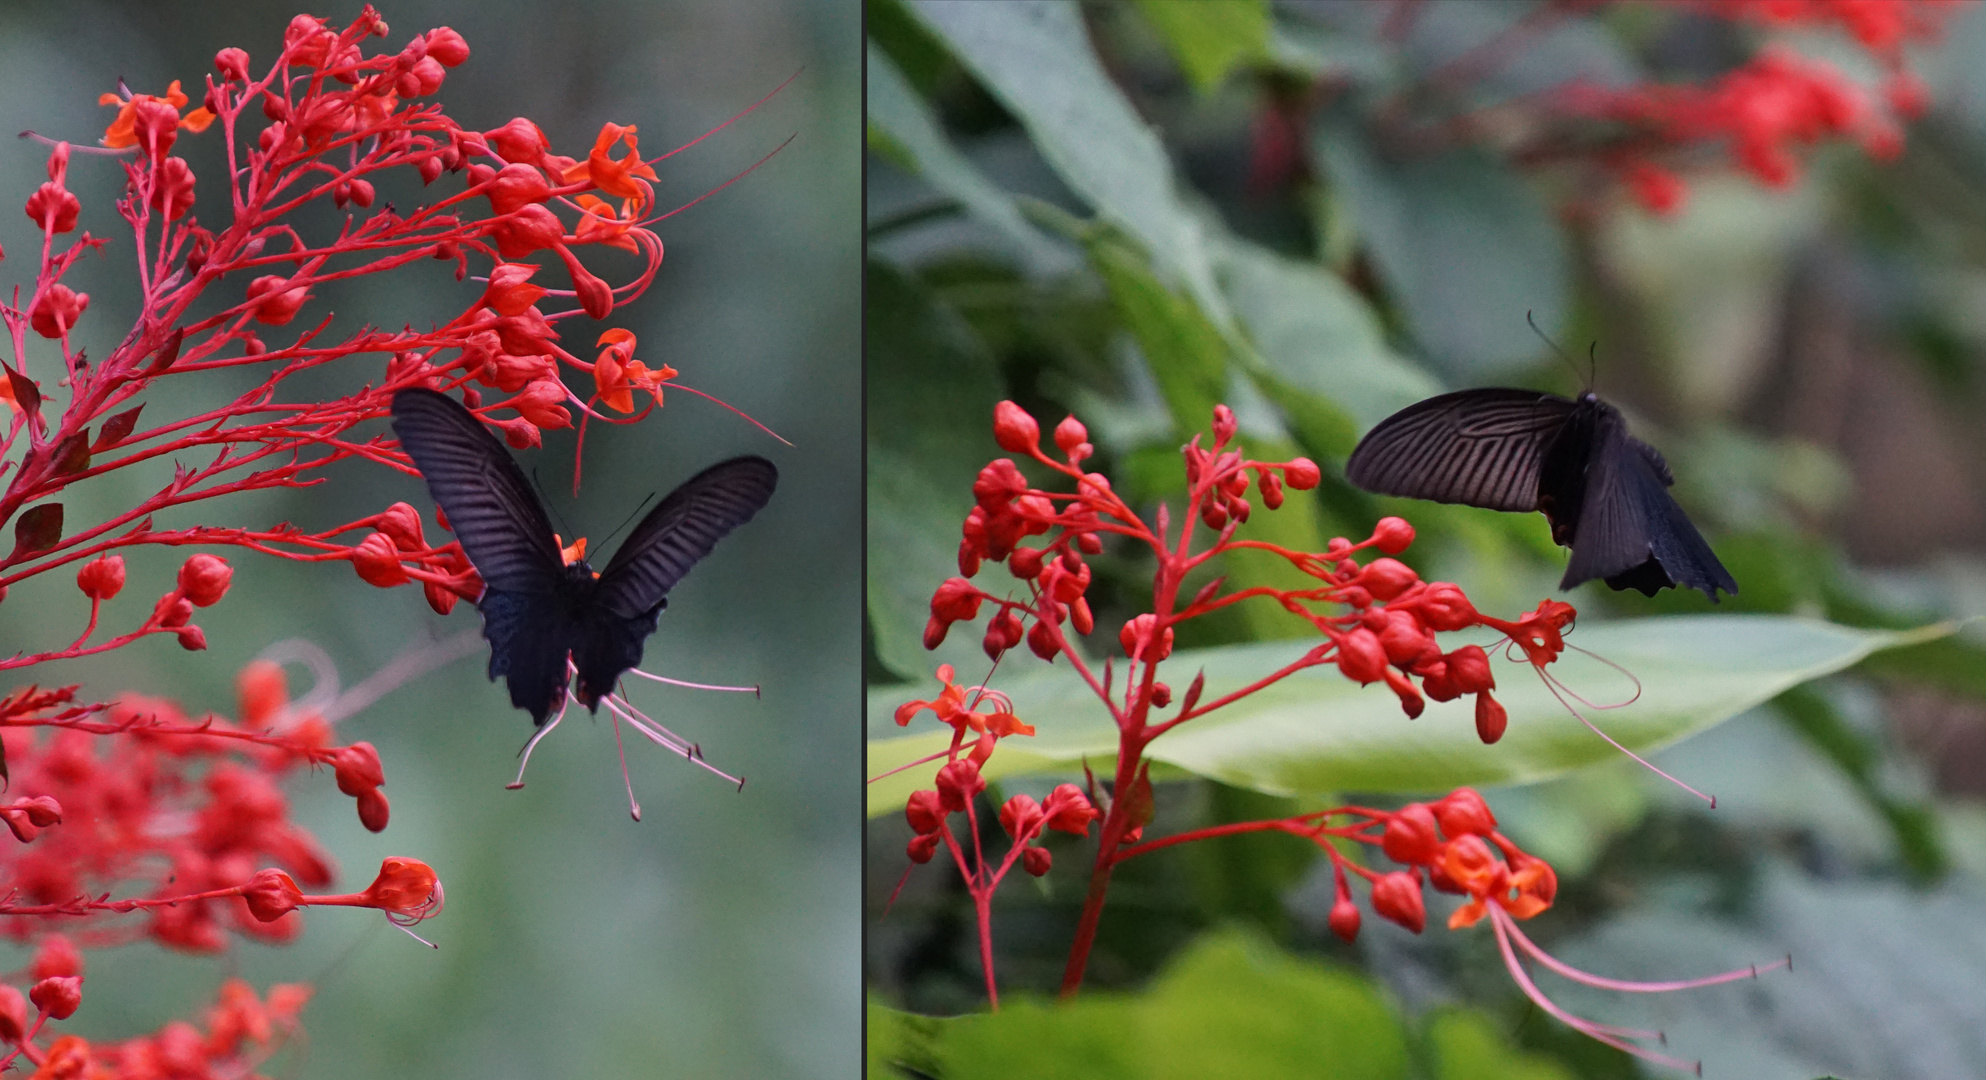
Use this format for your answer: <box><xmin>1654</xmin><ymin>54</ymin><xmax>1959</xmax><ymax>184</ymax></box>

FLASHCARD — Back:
<box><xmin>596</xmin><ymin>456</ymin><xmax>779</xmax><ymax>619</ymax></box>
<box><xmin>390</xmin><ymin>388</ymin><xmax>562</xmax><ymax>593</ymax></box>
<box><xmin>1345</xmin><ymin>389</ymin><xmax>1577</xmax><ymax>513</ymax></box>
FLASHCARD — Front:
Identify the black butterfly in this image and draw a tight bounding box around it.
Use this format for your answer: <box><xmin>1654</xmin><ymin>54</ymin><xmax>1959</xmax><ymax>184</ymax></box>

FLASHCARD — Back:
<box><xmin>390</xmin><ymin>388</ymin><xmax>778</xmax><ymax>723</ymax></box>
<box><xmin>1345</xmin><ymin>388</ymin><xmax>1736</xmax><ymax>601</ymax></box>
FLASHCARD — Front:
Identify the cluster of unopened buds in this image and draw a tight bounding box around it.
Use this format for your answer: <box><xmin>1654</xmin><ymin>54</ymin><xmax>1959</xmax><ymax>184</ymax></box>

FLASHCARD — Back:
<box><xmin>928</xmin><ymin>401</ymin><xmax>1575</xmax><ymax>748</ymax></box>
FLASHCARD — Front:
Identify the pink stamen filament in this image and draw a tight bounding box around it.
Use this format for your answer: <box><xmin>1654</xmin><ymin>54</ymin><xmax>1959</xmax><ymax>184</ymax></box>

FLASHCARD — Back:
<box><xmin>625</xmin><ymin>667</ymin><xmax>759</xmax><ymax>696</ymax></box>
<box><xmin>1536</xmin><ymin>663</ymin><xmax>1716</xmax><ymax>807</ymax></box>
<box><xmin>1488</xmin><ymin>908</ymin><xmax>1702</xmax><ymax>1074</ymax></box>
<box><xmin>507</xmin><ymin>692</ymin><xmax>572</xmax><ymax>790</ymax></box>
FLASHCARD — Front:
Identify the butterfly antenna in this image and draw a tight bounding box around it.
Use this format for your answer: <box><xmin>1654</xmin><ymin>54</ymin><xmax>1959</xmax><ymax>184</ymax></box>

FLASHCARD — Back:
<box><xmin>598</xmin><ymin>492</ymin><xmax>658</xmax><ymax>553</ymax></box>
<box><xmin>1525</xmin><ymin>310</ymin><xmax>1587</xmax><ymax>387</ymax></box>
<box><xmin>530</xmin><ymin>468</ymin><xmax>576</xmax><ymax>541</ymax></box>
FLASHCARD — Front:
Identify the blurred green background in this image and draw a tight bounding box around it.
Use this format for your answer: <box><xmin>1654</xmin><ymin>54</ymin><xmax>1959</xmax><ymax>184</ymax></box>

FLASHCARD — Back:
<box><xmin>0</xmin><ymin>1</ymin><xmax>858</xmax><ymax>1078</ymax></box>
<box><xmin>867</xmin><ymin>2</ymin><xmax>1986</xmax><ymax>1078</ymax></box>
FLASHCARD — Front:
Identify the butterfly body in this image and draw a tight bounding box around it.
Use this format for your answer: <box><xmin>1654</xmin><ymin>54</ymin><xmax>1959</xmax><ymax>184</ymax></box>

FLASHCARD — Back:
<box><xmin>390</xmin><ymin>388</ymin><xmax>776</xmax><ymax>724</ymax></box>
<box><xmin>1345</xmin><ymin>388</ymin><xmax>1735</xmax><ymax>601</ymax></box>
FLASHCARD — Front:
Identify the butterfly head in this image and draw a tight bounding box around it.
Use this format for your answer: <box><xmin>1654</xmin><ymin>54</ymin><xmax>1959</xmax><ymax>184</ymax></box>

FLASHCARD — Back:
<box><xmin>556</xmin><ymin>534</ymin><xmax>601</xmax><ymax>579</ymax></box>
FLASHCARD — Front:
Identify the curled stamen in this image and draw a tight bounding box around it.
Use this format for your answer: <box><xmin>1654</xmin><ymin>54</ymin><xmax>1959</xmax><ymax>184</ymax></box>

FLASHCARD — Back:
<box><xmin>1536</xmin><ymin>664</ymin><xmax>1716</xmax><ymax>807</ymax></box>
<box><xmin>602</xmin><ymin>691</ymin><xmax>745</xmax><ymax>789</ymax></box>
<box><xmin>1559</xmin><ymin>642</ymin><xmax>1645</xmax><ymax>709</ymax></box>
<box><xmin>1499</xmin><ymin>908</ymin><xmax>1790</xmax><ymax>993</ymax></box>
<box><xmin>507</xmin><ymin>693</ymin><xmax>571</xmax><ymax>790</ymax></box>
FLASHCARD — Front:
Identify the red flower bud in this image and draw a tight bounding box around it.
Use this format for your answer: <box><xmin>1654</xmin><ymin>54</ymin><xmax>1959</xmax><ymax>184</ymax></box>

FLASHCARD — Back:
<box><xmin>922</xmin><ymin>615</ymin><xmax>951</xmax><ymax>651</ymax></box>
<box><xmin>1328</xmin><ymin>894</ymin><xmax>1362</xmax><ymax>943</ymax></box>
<box><xmin>930</xmin><ymin>578</ymin><xmax>984</xmax><ymax>623</ymax></box>
<box><xmin>425</xmin><ymin>27</ymin><xmax>471</xmax><ymax>67</ymax></box>
<box><xmin>1370</xmin><ymin>870</ymin><xmax>1425</xmax><ymax>933</ymax></box>
<box><xmin>1022</xmin><ymin>845</ymin><xmax>1053</xmax><ymax>877</ymax></box>
<box><xmin>242</xmin><ymin>868</ymin><xmax>303</xmax><ymax>922</ymax></box>
<box><xmin>935</xmin><ymin>759</ymin><xmax>985</xmax><ymax>813</ymax></box>
<box><xmin>1284</xmin><ymin>457</ymin><xmax>1320</xmax><ymax>489</ymax></box>
<box><xmin>1474</xmin><ymin>692</ymin><xmax>1508</xmax><ymax>745</ymax></box>
<box><xmin>1026</xmin><ymin>618</ymin><xmax>1061</xmax><ymax>662</ymax></box>
<box><xmin>486</xmin><ymin>163</ymin><xmax>552</xmax><ymax>216</ymax></box>
<box><xmin>1371</xmin><ymin>516</ymin><xmax>1414</xmax><ymax>554</ymax></box>
<box><xmin>424</xmin><ymin>579</ymin><xmax>460</xmax><ymax>616</ymax></box>
<box><xmin>10</xmin><ymin>797</ymin><xmax>61</xmax><ymax>830</ymax></box>
<box><xmin>75</xmin><ymin>555</ymin><xmax>125</xmax><ymax>601</ymax></box>
<box><xmin>333</xmin><ymin>742</ymin><xmax>385</xmax><ymax>796</ymax></box>
<box><xmin>178</xmin><ymin>554</ymin><xmax>232</xmax><ymax>606</ymax></box>
<box><xmin>999</xmin><ymin>794</ymin><xmax>1045</xmax><ymax>839</ymax></box>
<box><xmin>509</xmin><ymin>378</ymin><xmax>573</xmax><ymax>430</ymax></box>
<box><xmin>1118</xmin><ymin>613</ymin><xmax>1173</xmax><ymax>663</ymax></box>
<box><xmin>1446</xmin><ymin>645</ymin><xmax>1494</xmax><ymax>694</ymax></box>
<box><xmin>1359</xmin><ymin>558</ymin><xmax>1419</xmax><ymax>601</ymax></box>
<box><xmin>1376</xmin><ymin>612</ymin><xmax>1431</xmax><ymax>666</ymax></box>
<box><xmin>245</xmin><ymin>275</ymin><xmax>310</xmax><ymax>326</ymax></box>
<box><xmin>1008</xmin><ymin>546</ymin><xmax>1043</xmax><ymax>580</ymax></box>
<box><xmin>351</xmin><ymin>532</ymin><xmax>409</xmax><ymax>587</ymax></box>
<box><xmin>1416</xmin><ymin>582</ymin><xmax>1477</xmax><ymax>632</ymax></box>
<box><xmin>1433</xmin><ymin>788</ymin><xmax>1496</xmax><ymax>838</ymax></box>
<box><xmin>215</xmin><ymin>47</ymin><xmax>250</xmax><ymax>81</ymax></box>
<box><xmin>1043</xmin><ymin>784</ymin><xmax>1099</xmax><ymax>834</ymax></box>
<box><xmin>154</xmin><ymin>594</ymin><xmax>194</xmax><ymax>628</ymax></box>
<box><xmin>1335</xmin><ymin>627</ymin><xmax>1388</xmax><ymax>685</ymax></box>
<box><xmin>992</xmin><ymin>401</ymin><xmax>1040</xmax><ymax>454</ymax></box>
<box><xmin>905</xmin><ymin>790</ymin><xmax>946</xmax><ymax>835</ymax></box>
<box><xmin>358</xmin><ymin>857</ymin><xmax>440</xmax><ymax>918</ymax></box>
<box><xmin>356</xmin><ymin>788</ymin><xmax>390</xmax><ymax>833</ymax></box>
<box><xmin>29</xmin><ymin>284</ymin><xmax>88</xmax><ymax>339</ymax></box>
<box><xmin>1054</xmin><ymin>415</ymin><xmax>1090</xmax><ymax>457</ymax></box>
<box><xmin>29</xmin><ymin>975</ymin><xmax>81</xmax><ymax>1020</ymax></box>
<box><xmin>1211</xmin><ymin>404</ymin><xmax>1238</xmax><ymax>445</ymax></box>
<box><xmin>25</xmin><ymin>182</ymin><xmax>80</xmax><ymax>234</ymax></box>
<box><xmin>485</xmin><ymin>117</ymin><xmax>550</xmax><ymax>164</ymax></box>
<box><xmin>1380</xmin><ymin>802</ymin><xmax>1441</xmax><ymax>866</ymax></box>
<box><xmin>907</xmin><ymin>832</ymin><xmax>941</xmax><ymax>864</ymax></box>
<box><xmin>376</xmin><ymin>502</ymin><xmax>427</xmax><ymax>552</ymax></box>
<box><xmin>176</xmin><ymin>626</ymin><xmax>208</xmax><ymax>651</ymax></box>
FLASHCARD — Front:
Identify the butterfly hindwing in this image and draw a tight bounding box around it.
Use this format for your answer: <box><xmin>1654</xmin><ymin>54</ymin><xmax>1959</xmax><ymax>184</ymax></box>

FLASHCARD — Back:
<box><xmin>478</xmin><ymin>588</ymin><xmax>574</xmax><ymax>723</ymax></box>
<box><xmin>567</xmin><ymin>455</ymin><xmax>777</xmax><ymax>709</ymax></box>
<box><xmin>1559</xmin><ymin>414</ymin><xmax>1737</xmax><ymax>599</ymax></box>
<box><xmin>1345</xmin><ymin>389</ymin><xmax>1577</xmax><ymax>512</ymax></box>
<box><xmin>390</xmin><ymin>388</ymin><xmax>563</xmax><ymax>593</ymax></box>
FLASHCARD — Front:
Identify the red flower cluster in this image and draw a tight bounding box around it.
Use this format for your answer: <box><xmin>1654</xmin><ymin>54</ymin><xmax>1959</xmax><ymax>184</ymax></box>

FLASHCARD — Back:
<box><xmin>1</xmin><ymin>977</ymin><xmax>310</xmax><ymax>1080</ymax></box>
<box><xmin>1565</xmin><ymin>46</ymin><xmax>1902</xmax><ymax>209</ymax></box>
<box><xmin>929</xmin><ymin>400</ymin><xmax>1572</xmax><ymax>746</ymax></box>
<box><xmin>0</xmin><ymin>5</ymin><xmax>772</xmax><ymax>673</ymax></box>
<box><xmin>1320</xmin><ymin>789</ymin><xmax>1554</xmax><ymax>938</ymax></box>
<box><xmin>0</xmin><ymin>661</ymin><xmax>429</xmax><ymax>953</ymax></box>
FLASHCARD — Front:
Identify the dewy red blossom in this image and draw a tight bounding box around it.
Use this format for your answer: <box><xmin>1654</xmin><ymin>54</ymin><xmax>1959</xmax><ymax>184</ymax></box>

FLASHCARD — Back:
<box><xmin>0</xmin><ymin>5</ymin><xmax>770</xmax><ymax>1069</ymax></box>
<box><xmin>881</xmin><ymin>401</ymin><xmax>1785</xmax><ymax>1070</ymax></box>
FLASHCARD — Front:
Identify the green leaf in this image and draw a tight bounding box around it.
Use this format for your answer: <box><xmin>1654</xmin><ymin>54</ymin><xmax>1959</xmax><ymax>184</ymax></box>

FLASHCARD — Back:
<box><xmin>868</xmin><ymin>929</ymin><xmax>1410</xmax><ymax>1080</ymax></box>
<box><xmin>1217</xmin><ymin>237</ymin><xmax>1440</xmax><ymax>450</ymax></box>
<box><xmin>1311</xmin><ymin>121</ymin><xmax>1568</xmax><ymax>376</ymax></box>
<box><xmin>1132</xmin><ymin>0</ymin><xmax>1270</xmax><ymax>95</ymax></box>
<box><xmin>869</xmin><ymin>616</ymin><xmax>1947</xmax><ymax>814</ymax></box>
<box><xmin>1425</xmin><ymin>1009</ymin><xmax>1577</xmax><ymax>1080</ymax></box>
<box><xmin>908</xmin><ymin>0</ymin><xmax>1231</xmax><ymax>326</ymax></box>
<box><xmin>1087</xmin><ymin>233</ymin><xmax>1228</xmax><ymax>440</ymax></box>
<box><xmin>865</xmin><ymin>261</ymin><xmax>1008</xmax><ymax>681</ymax></box>
<box><xmin>866</xmin><ymin>43</ymin><xmax>1073</xmax><ymax>275</ymax></box>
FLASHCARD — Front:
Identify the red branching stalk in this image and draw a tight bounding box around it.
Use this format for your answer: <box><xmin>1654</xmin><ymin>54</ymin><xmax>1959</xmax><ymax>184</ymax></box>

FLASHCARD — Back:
<box><xmin>883</xmin><ymin>402</ymin><xmax>1783</xmax><ymax>1070</ymax></box>
<box><xmin>1</xmin><ymin>6</ymin><xmax>775</xmax><ymax>669</ymax></box>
